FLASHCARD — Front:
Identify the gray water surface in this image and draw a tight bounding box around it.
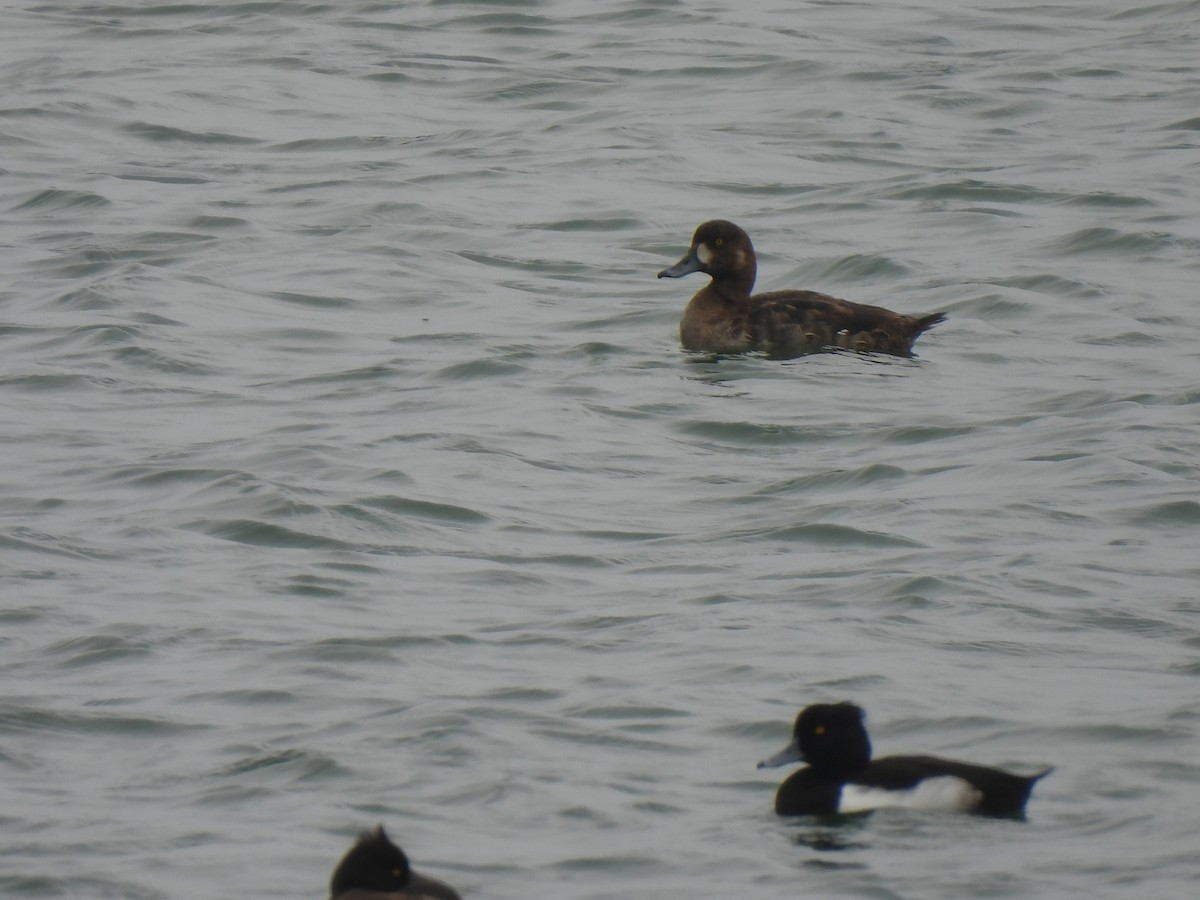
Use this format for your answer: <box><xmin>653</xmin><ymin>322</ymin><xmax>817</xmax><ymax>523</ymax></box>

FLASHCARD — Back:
<box><xmin>2</xmin><ymin>2</ymin><xmax>1199</xmax><ymax>898</ymax></box>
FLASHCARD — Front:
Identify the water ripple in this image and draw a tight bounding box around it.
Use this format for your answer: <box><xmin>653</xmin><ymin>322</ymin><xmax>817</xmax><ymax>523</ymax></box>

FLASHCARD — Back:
<box><xmin>3</xmin><ymin>1</ymin><xmax>1199</xmax><ymax>898</ymax></box>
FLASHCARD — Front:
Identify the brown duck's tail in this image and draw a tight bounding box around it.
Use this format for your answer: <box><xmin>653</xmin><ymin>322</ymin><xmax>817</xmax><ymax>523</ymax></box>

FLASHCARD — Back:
<box><xmin>913</xmin><ymin>311</ymin><xmax>947</xmax><ymax>335</ymax></box>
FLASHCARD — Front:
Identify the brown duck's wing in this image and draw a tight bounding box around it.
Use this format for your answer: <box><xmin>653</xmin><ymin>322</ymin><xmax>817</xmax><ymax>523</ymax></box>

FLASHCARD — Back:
<box><xmin>747</xmin><ymin>291</ymin><xmax>945</xmax><ymax>358</ymax></box>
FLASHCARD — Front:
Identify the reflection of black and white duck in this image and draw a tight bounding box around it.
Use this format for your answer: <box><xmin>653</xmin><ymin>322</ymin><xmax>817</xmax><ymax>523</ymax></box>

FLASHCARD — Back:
<box><xmin>658</xmin><ymin>220</ymin><xmax>946</xmax><ymax>357</ymax></box>
<box><xmin>329</xmin><ymin>826</ymin><xmax>460</xmax><ymax>900</ymax></box>
<box><xmin>758</xmin><ymin>703</ymin><xmax>1051</xmax><ymax>817</ymax></box>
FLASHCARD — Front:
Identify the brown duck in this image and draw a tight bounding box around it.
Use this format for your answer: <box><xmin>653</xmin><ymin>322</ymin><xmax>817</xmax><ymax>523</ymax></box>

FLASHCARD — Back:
<box><xmin>658</xmin><ymin>220</ymin><xmax>946</xmax><ymax>358</ymax></box>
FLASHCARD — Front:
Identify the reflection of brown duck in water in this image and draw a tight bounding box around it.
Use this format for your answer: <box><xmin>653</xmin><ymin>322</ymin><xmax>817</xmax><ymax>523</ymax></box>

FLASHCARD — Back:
<box><xmin>658</xmin><ymin>220</ymin><xmax>946</xmax><ymax>358</ymax></box>
<box><xmin>329</xmin><ymin>826</ymin><xmax>460</xmax><ymax>900</ymax></box>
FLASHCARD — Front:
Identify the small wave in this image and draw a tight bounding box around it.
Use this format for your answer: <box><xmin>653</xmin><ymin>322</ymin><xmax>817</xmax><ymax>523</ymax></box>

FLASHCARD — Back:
<box><xmin>0</xmin><ymin>703</ymin><xmax>203</xmax><ymax>737</ymax></box>
<box><xmin>753</xmin><ymin>522</ymin><xmax>924</xmax><ymax>548</ymax></box>
<box><xmin>1048</xmin><ymin>227</ymin><xmax>1183</xmax><ymax>257</ymax></box>
<box><xmin>11</xmin><ymin>188</ymin><xmax>110</xmax><ymax>213</ymax></box>
<box><xmin>121</xmin><ymin>120</ymin><xmax>261</xmax><ymax>145</ymax></box>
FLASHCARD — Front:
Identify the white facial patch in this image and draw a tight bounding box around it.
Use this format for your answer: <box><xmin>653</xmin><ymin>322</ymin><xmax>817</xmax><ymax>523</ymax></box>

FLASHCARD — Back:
<box><xmin>696</xmin><ymin>243</ymin><xmax>714</xmax><ymax>265</ymax></box>
<box><xmin>838</xmin><ymin>777</ymin><xmax>982</xmax><ymax>813</ymax></box>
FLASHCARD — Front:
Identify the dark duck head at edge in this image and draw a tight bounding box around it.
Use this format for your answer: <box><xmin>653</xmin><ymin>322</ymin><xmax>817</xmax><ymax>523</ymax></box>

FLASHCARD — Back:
<box><xmin>329</xmin><ymin>826</ymin><xmax>461</xmax><ymax>900</ymax></box>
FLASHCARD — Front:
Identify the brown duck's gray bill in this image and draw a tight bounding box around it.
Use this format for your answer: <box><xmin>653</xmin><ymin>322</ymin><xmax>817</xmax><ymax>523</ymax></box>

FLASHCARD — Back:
<box><xmin>657</xmin><ymin>250</ymin><xmax>702</xmax><ymax>278</ymax></box>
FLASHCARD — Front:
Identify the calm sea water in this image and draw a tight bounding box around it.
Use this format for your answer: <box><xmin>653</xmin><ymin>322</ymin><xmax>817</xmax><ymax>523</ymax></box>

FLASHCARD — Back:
<box><xmin>3</xmin><ymin>1</ymin><xmax>1199</xmax><ymax>898</ymax></box>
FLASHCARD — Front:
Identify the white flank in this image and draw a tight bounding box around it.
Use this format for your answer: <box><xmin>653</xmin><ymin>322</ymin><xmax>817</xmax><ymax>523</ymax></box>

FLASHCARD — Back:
<box><xmin>839</xmin><ymin>777</ymin><xmax>983</xmax><ymax>813</ymax></box>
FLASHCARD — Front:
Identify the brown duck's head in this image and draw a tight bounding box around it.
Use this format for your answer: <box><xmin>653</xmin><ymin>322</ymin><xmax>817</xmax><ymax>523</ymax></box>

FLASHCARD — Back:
<box><xmin>657</xmin><ymin>220</ymin><xmax>757</xmax><ymax>292</ymax></box>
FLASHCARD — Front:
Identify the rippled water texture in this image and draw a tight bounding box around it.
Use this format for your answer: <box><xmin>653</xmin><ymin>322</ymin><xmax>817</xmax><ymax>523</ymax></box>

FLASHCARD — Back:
<box><xmin>2</xmin><ymin>1</ymin><xmax>1199</xmax><ymax>898</ymax></box>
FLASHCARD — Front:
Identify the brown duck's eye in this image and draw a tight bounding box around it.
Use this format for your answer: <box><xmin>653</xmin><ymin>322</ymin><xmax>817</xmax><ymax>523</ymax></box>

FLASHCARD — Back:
<box><xmin>714</xmin><ymin>238</ymin><xmax>723</xmax><ymax>246</ymax></box>
<box><xmin>814</xmin><ymin>725</ymin><xmax>825</xmax><ymax>735</ymax></box>
<box><xmin>392</xmin><ymin>868</ymin><xmax>404</xmax><ymax>877</ymax></box>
